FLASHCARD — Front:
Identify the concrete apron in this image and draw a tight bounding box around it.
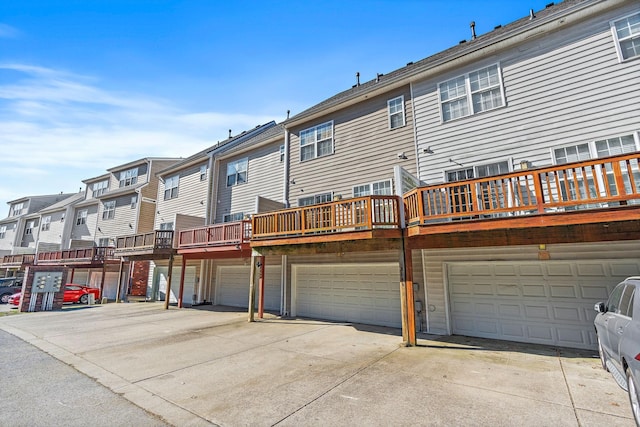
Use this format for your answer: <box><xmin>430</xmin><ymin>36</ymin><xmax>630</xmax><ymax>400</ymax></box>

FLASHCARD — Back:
<box><xmin>0</xmin><ymin>303</ymin><xmax>634</xmax><ymax>427</ymax></box>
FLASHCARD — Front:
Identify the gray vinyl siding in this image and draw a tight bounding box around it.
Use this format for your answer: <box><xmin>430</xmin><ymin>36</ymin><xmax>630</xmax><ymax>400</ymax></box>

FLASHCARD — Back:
<box><xmin>413</xmin><ymin>3</ymin><xmax>640</xmax><ymax>183</ymax></box>
<box><xmin>420</xmin><ymin>240</ymin><xmax>640</xmax><ymax>335</ymax></box>
<box><xmin>215</xmin><ymin>141</ymin><xmax>284</xmax><ymax>223</ymax></box>
<box><xmin>155</xmin><ymin>160</ymin><xmax>209</xmax><ymax>230</ymax></box>
<box><xmin>96</xmin><ymin>194</ymin><xmax>139</xmax><ymax>244</ymax></box>
<box><xmin>37</xmin><ymin>210</ymin><xmax>66</xmax><ymax>249</ymax></box>
<box><xmin>71</xmin><ymin>204</ymin><xmax>98</xmax><ymax>244</ymax></box>
<box><xmin>288</xmin><ymin>86</ymin><xmax>416</xmax><ymax>206</ymax></box>
<box><xmin>0</xmin><ymin>221</ymin><xmax>18</xmax><ymax>252</ymax></box>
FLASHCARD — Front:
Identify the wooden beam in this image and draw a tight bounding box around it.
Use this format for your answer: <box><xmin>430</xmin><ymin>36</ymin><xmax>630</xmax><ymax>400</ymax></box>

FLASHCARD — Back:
<box><xmin>178</xmin><ymin>256</ymin><xmax>186</xmax><ymax>308</ymax></box>
<box><xmin>399</xmin><ymin>243</ymin><xmax>416</xmax><ymax>346</ymax></box>
<box><xmin>164</xmin><ymin>254</ymin><xmax>174</xmax><ymax>310</ymax></box>
<box><xmin>248</xmin><ymin>255</ymin><xmax>257</xmax><ymax>322</ymax></box>
<box><xmin>258</xmin><ymin>256</ymin><xmax>265</xmax><ymax>319</ymax></box>
<box><xmin>99</xmin><ymin>265</ymin><xmax>106</xmax><ymax>300</ymax></box>
<box><xmin>115</xmin><ymin>260</ymin><xmax>125</xmax><ymax>303</ymax></box>
<box><xmin>252</xmin><ymin>237</ymin><xmax>403</xmax><ymax>256</ymax></box>
<box><xmin>250</xmin><ymin>229</ymin><xmax>402</xmax><ymax>248</ymax></box>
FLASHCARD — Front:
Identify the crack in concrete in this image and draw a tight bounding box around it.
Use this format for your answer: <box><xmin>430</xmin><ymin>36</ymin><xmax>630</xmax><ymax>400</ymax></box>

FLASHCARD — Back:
<box><xmin>557</xmin><ymin>348</ymin><xmax>581</xmax><ymax>427</ymax></box>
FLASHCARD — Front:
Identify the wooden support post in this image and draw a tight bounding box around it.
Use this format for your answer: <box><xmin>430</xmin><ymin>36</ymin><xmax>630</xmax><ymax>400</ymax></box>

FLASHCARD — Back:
<box><xmin>164</xmin><ymin>254</ymin><xmax>174</xmax><ymax>310</ymax></box>
<box><xmin>115</xmin><ymin>260</ymin><xmax>125</xmax><ymax>303</ymax></box>
<box><xmin>99</xmin><ymin>265</ymin><xmax>106</xmax><ymax>300</ymax></box>
<box><xmin>69</xmin><ymin>267</ymin><xmax>75</xmax><ymax>283</ymax></box>
<box><xmin>178</xmin><ymin>256</ymin><xmax>186</xmax><ymax>308</ymax></box>
<box><xmin>399</xmin><ymin>240</ymin><xmax>417</xmax><ymax>346</ymax></box>
<box><xmin>258</xmin><ymin>256</ymin><xmax>265</xmax><ymax>319</ymax></box>
<box><xmin>248</xmin><ymin>254</ymin><xmax>257</xmax><ymax>322</ymax></box>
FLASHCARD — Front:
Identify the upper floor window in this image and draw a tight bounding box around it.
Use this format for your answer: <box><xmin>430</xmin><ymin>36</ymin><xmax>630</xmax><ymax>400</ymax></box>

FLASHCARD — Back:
<box><xmin>611</xmin><ymin>12</ymin><xmax>640</xmax><ymax>62</ymax></box>
<box><xmin>76</xmin><ymin>209</ymin><xmax>87</xmax><ymax>225</ymax></box>
<box><xmin>159</xmin><ymin>222</ymin><xmax>174</xmax><ymax>231</ymax></box>
<box><xmin>553</xmin><ymin>134</ymin><xmax>639</xmax><ymax>164</ymax></box>
<box><xmin>97</xmin><ymin>237</ymin><xmax>113</xmax><ymax>247</ymax></box>
<box><xmin>226</xmin><ymin>158</ymin><xmax>248</xmax><ymax>187</ymax></box>
<box><xmin>199</xmin><ymin>164</ymin><xmax>208</xmax><ymax>181</ymax></box>
<box><xmin>25</xmin><ymin>220</ymin><xmax>35</xmax><ymax>235</ymax></box>
<box><xmin>446</xmin><ymin>160</ymin><xmax>510</xmax><ymax>182</ymax></box>
<box><xmin>0</xmin><ymin>225</ymin><xmax>6</xmax><ymax>239</ymax></box>
<box><xmin>223</xmin><ymin>212</ymin><xmax>244</xmax><ymax>222</ymax></box>
<box><xmin>164</xmin><ymin>175</ymin><xmax>179</xmax><ymax>200</ymax></box>
<box><xmin>439</xmin><ymin>64</ymin><xmax>505</xmax><ymax>122</ymax></box>
<box><xmin>41</xmin><ymin>216</ymin><xmax>51</xmax><ymax>231</ymax></box>
<box><xmin>300</xmin><ymin>122</ymin><xmax>333</xmax><ymax>161</ymax></box>
<box><xmin>11</xmin><ymin>202</ymin><xmax>24</xmax><ymax>217</ymax></box>
<box><xmin>299</xmin><ymin>192</ymin><xmax>332</xmax><ymax>207</ymax></box>
<box><xmin>92</xmin><ymin>180</ymin><xmax>109</xmax><ymax>197</ymax></box>
<box><xmin>119</xmin><ymin>167</ymin><xmax>138</xmax><ymax>188</ymax></box>
<box><xmin>130</xmin><ymin>195</ymin><xmax>138</xmax><ymax>209</ymax></box>
<box><xmin>353</xmin><ymin>180</ymin><xmax>393</xmax><ymax>197</ymax></box>
<box><xmin>102</xmin><ymin>201</ymin><xmax>115</xmax><ymax>220</ymax></box>
<box><xmin>280</xmin><ymin>145</ymin><xmax>285</xmax><ymax>162</ymax></box>
<box><xmin>388</xmin><ymin>96</ymin><xmax>406</xmax><ymax>129</ymax></box>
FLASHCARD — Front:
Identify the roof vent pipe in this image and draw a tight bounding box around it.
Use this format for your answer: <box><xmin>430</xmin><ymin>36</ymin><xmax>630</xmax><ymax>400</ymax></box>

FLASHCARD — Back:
<box><xmin>286</xmin><ymin>109</ymin><xmax>290</xmax><ymax>119</ymax></box>
<box><xmin>529</xmin><ymin>9</ymin><xmax>535</xmax><ymax>20</ymax></box>
<box><xmin>356</xmin><ymin>72</ymin><xmax>360</xmax><ymax>87</ymax></box>
<box><xmin>228</xmin><ymin>129</ymin><xmax>232</xmax><ymax>139</ymax></box>
<box><xmin>376</xmin><ymin>73</ymin><xmax>383</xmax><ymax>82</ymax></box>
<box><xmin>470</xmin><ymin>21</ymin><xmax>476</xmax><ymax>40</ymax></box>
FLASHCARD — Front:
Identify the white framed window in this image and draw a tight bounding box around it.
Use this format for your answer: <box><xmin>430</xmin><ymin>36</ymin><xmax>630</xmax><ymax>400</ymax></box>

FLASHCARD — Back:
<box><xmin>0</xmin><ymin>225</ymin><xmax>6</xmax><ymax>239</ymax></box>
<box><xmin>98</xmin><ymin>237</ymin><xmax>112</xmax><ymax>247</ymax></box>
<box><xmin>164</xmin><ymin>175</ymin><xmax>179</xmax><ymax>200</ymax></box>
<box><xmin>223</xmin><ymin>212</ymin><xmax>244</xmax><ymax>222</ymax></box>
<box><xmin>300</xmin><ymin>121</ymin><xmax>334</xmax><ymax>161</ymax></box>
<box><xmin>25</xmin><ymin>220</ymin><xmax>35</xmax><ymax>235</ymax></box>
<box><xmin>446</xmin><ymin>161</ymin><xmax>510</xmax><ymax>182</ymax></box>
<box><xmin>226</xmin><ymin>158</ymin><xmax>248</xmax><ymax>186</ymax></box>
<box><xmin>92</xmin><ymin>180</ymin><xmax>109</xmax><ymax>197</ymax></box>
<box><xmin>298</xmin><ymin>192</ymin><xmax>332</xmax><ymax>207</ymax></box>
<box><xmin>76</xmin><ymin>209</ymin><xmax>87</xmax><ymax>225</ymax></box>
<box><xmin>130</xmin><ymin>195</ymin><xmax>138</xmax><ymax>209</ymax></box>
<box><xmin>41</xmin><ymin>216</ymin><xmax>51</xmax><ymax>231</ymax></box>
<box><xmin>119</xmin><ymin>167</ymin><xmax>138</xmax><ymax>187</ymax></box>
<box><xmin>353</xmin><ymin>180</ymin><xmax>393</xmax><ymax>197</ymax></box>
<box><xmin>11</xmin><ymin>202</ymin><xmax>24</xmax><ymax>217</ymax></box>
<box><xmin>199</xmin><ymin>164</ymin><xmax>208</xmax><ymax>181</ymax></box>
<box><xmin>439</xmin><ymin>64</ymin><xmax>505</xmax><ymax>122</ymax></box>
<box><xmin>388</xmin><ymin>96</ymin><xmax>406</xmax><ymax>129</ymax></box>
<box><xmin>102</xmin><ymin>201</ymin><xmax>115</xmax><ymax>220</ymax></box>
<box><xmin>279</xmin><ymin>145</ymin><xmax>285</xmax><ymax>162</ymax></box>
<box><xmin>159</xmin><ymin>222</ymin><xmax>174</xmax><ymax>231</ymax></box>
<box><xmin>611</xmin><ymin>11</ymin><xmax>640</xmax><ymax>62</ymax></box>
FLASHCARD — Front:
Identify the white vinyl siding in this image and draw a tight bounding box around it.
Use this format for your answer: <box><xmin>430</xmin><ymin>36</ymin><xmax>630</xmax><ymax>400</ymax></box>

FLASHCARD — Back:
<box><xmin>102</xmin><ymin>200</ymin><xmax>115</xmax><ymax>220</ymax></box>
<box><xmin>226</xmin><ymin>158</ymin><xmax>248</xmax><ymax>187</ymax></box>
<box><xmin>611</xmin><ymin>11</ymin><xmax>640</xmax><ymax>61</ymax></box>
<box><xmin>300</xmin><ymin>121</ymin><xmax>333</xmax><ymax>161</ymax></box>
<box><xmin>439</xmin><ymin>64</ymin><xmax>504</xmax><ymax>122</ymax></box>
<box><xmin>164</xmin><ymin>175</ymin><xmax>179</xmax><ymax>200</ymax></box>
<box><xmin>388</xmin><ymin>96</ymin><xmax>405</xmax><ymax>129</ymax></box>
<box><xmin>41</xmin><ymin>216</ymin><xmax>51</xmax><ymax>231</ymax></box>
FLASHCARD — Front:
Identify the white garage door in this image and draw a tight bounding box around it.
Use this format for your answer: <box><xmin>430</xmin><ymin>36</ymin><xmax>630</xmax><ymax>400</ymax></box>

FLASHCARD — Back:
<box><xmin>157</xmin><ymin>266</ymin><xmax>197</xmax><ymax>305</ymax></box>
<box><xmin>216</xmin><ymin>265</ymin><xmax>281</xmax><ymax>311</ymax></box>
<box><xmin>448</xmin><ymin>260</ymin><xmax>640</xmax><ymax>350</ymax></box>
<box><xmin>89</xmin><ymin>271</ymin><xmax>119</xmax><ymax>301</ymax></box>
<box><xmin>292</xmin><ymin>263</ymin><xmax>401</xmax><ymax>328</ymax></box>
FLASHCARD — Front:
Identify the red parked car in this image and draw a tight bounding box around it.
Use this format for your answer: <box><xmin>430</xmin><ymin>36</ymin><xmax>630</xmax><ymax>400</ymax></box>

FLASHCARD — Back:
<box><xmin>7</xmin><ymin>284</ymin><xmax>100</xmax><ymax>306</ymax></box>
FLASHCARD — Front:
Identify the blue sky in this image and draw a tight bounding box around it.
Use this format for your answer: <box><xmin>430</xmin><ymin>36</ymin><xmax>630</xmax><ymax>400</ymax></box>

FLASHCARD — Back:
<box><xmin>0</xmin><ymin>0</ymin><xmax>554</xmax><ymax>212</ymax></box>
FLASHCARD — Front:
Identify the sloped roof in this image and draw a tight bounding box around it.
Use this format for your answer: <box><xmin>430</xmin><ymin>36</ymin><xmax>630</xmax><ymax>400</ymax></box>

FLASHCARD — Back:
<box><xmin>38</xmin><ymin>192</ymin><xmax>85</xmax><ymax>214</ymax></box>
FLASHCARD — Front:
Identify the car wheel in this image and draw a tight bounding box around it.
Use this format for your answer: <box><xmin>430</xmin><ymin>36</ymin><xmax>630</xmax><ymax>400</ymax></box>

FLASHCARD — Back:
<box><xmin>79</xmin><ymin>294</ymin><xmax>89</xmax><ymax>304</ymax></box>
<box><xmin>0</xmin><ymin>293</ymin><xmax>10</xmax><ymax>304</ymax></box>
<box><xmin>598</xmin><ymin>336</ymin><xmax>608</xmax><ymax>372</ymax></box>
<box><xmin>626</xmin><ymin>367</ymin><xmax>640</xmax><ymax>426</ymax></box>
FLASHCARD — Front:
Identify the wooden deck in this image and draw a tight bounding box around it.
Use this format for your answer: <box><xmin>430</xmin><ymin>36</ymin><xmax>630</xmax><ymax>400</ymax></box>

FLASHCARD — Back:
<box><xmin>114</xmin><ymin>230</ymin><xmax>175</xmax><ymax>257</ymax></box>
<box><xmin>177</xmin><ymin>220</ymin><xmax>252</xmax><ymax>258</ymax></box>
<box><xmin>37</xmin><ymin>247</ymin><xmax>117</xmax><ymax>266</ymax></box>
<box><xmin>0</xmin><ymin>253</ymin><xmax>35</xmax><ymax>268</ymax></box>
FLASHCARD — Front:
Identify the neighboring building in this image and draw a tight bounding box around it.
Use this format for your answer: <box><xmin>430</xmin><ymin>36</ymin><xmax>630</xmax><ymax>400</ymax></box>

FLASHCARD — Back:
<box><xmin>35</xmin><ymin>192</ymin><xmax>85</xmax><ymax>253</ymax></box>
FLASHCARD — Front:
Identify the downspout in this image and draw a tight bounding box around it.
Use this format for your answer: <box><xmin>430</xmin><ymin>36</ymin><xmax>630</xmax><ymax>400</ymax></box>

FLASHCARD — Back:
<box><xmin>283</xmin><ymin>129</ymin><xmax>290</xmax><ymax>208</ymax></box>
<box><xmin>409</xmin><ymin>81</ymin><xmax>421</xmax><ymax>183</ymax></box>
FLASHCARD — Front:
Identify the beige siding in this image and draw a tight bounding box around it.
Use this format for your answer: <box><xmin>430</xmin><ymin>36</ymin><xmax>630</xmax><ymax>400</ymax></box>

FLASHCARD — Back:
<box><xmin>256</xmin><ymin>196</ymin><xmax>285</xmax><ymax>213</ymax></box>
<box><xmin>174</xmin><ymin>214</ymin><xmax>206</xmax><ymax>246</ymax></box>
<box><xmin>421</xmin><ymin>240</ymin><xmax>640</xmax><ymax>335</ymax></box>
<box><xmin>155</xmin><ymin>160</ymin><xmax>209</xmax><ymax>230</ymax></box>
<box><xmin>71</xmin><ymin>204</ymin><xmax>98</xmax><ymax>244</ymax></box>
<box><xmin>144</xmin><ymin>159</ymin><xmax>180</xmax><ymax>200</ymax></box>
<box><xmin>37</xmin><ymin>210</ymin><xmax>66</xmax><ymax>248</ymax></box>
<box><xmin>96</xmin><ymin>194</ymin><xmax>139</xmax><ymax>243</ymax></box>
<box><xmin>215</xmin><ymin>140</ymin><xmax>284</xmax><ymax>223</ymax></box>
<box><xmin>412</xmin><ymin>3</ymin><xmax>640</xmax><ymax>183</ymax></box>
<box><xmin>137</xmin><ymin>200</ymin><xmax>156</xmax><ymax>233</ymax></box>
<box><xmin>288</xmin><ymin>86</ymin><xmax>416</xmax><ymax>206</ymax></box>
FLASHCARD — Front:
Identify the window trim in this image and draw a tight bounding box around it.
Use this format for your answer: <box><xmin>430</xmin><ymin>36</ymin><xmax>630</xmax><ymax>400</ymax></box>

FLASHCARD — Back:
<box><xmin>164</xmin><ymin>175</ymin><xmax>180</xmax><ymax>200</ymax></box>
<box><xmin>443</xmin><ymin>159</ymin><xmax>513</xmax><ymax>183</ymax></box>
<box><xmin>119</xmin><ymin>167</ymin><xmax>138</xmax><ymax>188</ymax></box>
<box><xmin>438</xmin><ymin>63</ymin><xmax>506</xmax><ymax>123</ymax></box>
<box><xmin>223</xmin><ymin>212</ymin><xmax>245</xmax><ymax>223</ymax></box>
<box><xmin>159</xmin><ymin>222</ymin><xmax>174</xmax><ymax>231</ymax></box>
<box><xmin>299</xmin><ymin>121</ymin><xmax>334</xmax><ymax>162</ymax></box>
<box><xmin>199</xmin><ymin>164</ymin><xmax>208</xmax><ymax>181</ymax></box>
<box><xmin>279</xmin><ymin>145</ymin><xmax>285</xmax><ymax>162</ymax></box>
<box><xmin>11</xmin><ymin>202</ymin><xmax>24</xmax><ymax>217</ymax></box>
<box><xmin>298</xmin><ymin>192</ymin><xmax>333</xmax><ymax>207</ymax></box>
<box><xmin>226</xmin><ymin>158</ymin><xmax>249</xmax><ymax>187</ymax></box>
<box><xmin>25</xmin><ymin>220</ymin><xmax>35</xmax><ymax>235</ymax></box>
<box><xmin>388</xmin><ymin>96</ymin><xmax>406</xmax><ymax>130</ymax></box>
<box><xmin>102</xmin><ymin>200</ymin><xmax>116</xmax><ymax>220</ymax></box>
<box><xmin>76</xmin><ymin>209</ymin><xmax>88</xmax><ymax>226</ymax></box>
<box><xmin>0</xmin><ymin>225</ymin><xmax>6</xmax><ymax>239</ymax></box>
<box><xmin>353</xmin><ymin>179</ymin><xmax>394</xmax><ymax>197</ymax></box>
<box><xmin>610</xmin><ymin>11</ymin><xmax>640</xmax><ymax>63</ymax></box>
<box><xmin>41</xmin><ymin>215</ymin><xmax>51</xmax><ymax>231</ymax></box>
<box><xmin>131</xmin><ymin>195</ymin><xmax>138</xmax><ymax>209</ymax></box>
<box><xmin>92</xmin><ymin>179</ymin><xmax>109</xmax><ymax>197</ymax></box>
<box><xmin>550</xmin><ymin>132</ymin><xmax>640</xmax><ymax>164</ymax></box>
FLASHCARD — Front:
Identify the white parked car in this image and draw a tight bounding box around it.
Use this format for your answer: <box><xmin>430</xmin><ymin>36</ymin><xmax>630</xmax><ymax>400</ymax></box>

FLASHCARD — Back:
<box><xmin>594</xmin><ymin>276</ymin><xmax>640</xmax><ymax>426</ymax></box>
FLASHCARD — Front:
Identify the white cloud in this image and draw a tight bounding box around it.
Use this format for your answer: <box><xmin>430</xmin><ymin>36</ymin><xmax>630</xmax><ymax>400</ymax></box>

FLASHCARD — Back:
<box><xmin>0</xmin><ymin>64</ymin><xmax>276</xmax><ymax>210</ymax></box>
<box><xmin>0</xmin><ymin>24</ymin><xmax>20</xmax><ymax>39</ymax></box>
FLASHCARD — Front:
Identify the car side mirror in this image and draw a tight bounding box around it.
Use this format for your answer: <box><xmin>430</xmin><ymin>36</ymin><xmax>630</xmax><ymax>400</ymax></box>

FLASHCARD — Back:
<box><xmin>594</xmin><ymin>302</ymin><xmax>606</xmax><ymax>313</ymax></box>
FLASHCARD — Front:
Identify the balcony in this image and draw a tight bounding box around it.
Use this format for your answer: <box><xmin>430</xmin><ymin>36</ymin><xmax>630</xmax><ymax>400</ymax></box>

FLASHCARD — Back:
<box><xmin>0</xmin><ymin>254</ymin><xmax>35</xmax><ymax>268</ymax></box>
<box><xmin>178</xmin><ymin>220</ymin><xmax>251</xmax><ymax>257</ymax></box>
<box><xmin>114</xmin><ymin>230</ymin><xmax>175</xmax><ymax>258</ymax></box>
<box><xmin>37</xmin><ymin>247</ymin><xmax>117</xmax><ymax>266</ymax></box>
<box><xmin>251</xmin><ymin>196</ymin><xmax>402</xmax><ymax>248</ymax></box>
<box><xmin>404</xmin><ymin>152</ymin><xmax>640</xmax><ymax>247</ymax></box>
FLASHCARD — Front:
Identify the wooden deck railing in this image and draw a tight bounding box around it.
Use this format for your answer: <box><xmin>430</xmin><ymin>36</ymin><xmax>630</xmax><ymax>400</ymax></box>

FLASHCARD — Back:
<box><xmin>252</xmin><ymin>195</ymin><xmax>400</xmax><ymax>239</ymax></box>
<box><xmin>178</xmin><ymin>220</ymin><xmax>251</xmax><ymax>248</ymax></box>
<box><xmin>405</xmin><ymin>152</ymin><xmax>640</xmax><ymax>225</ymax></box>
<box><xmin>1</xmin><ymin>254</ymin><xmax>36</xmax><ymax>265</ymax></box>
<box><xmin>116</xmin><ymin>230</ymin><xmax>174</xmax><ymax>250</ymax></box>
<box><xmin>37</xmin><ymin>246</ymin><xmax>116</xmax><ymax>263</ymax></box>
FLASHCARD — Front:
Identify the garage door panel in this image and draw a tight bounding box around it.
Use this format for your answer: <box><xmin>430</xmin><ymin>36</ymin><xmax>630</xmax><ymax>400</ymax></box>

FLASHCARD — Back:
<box><xmin>448</xmin><ymin>260</ymin><xmax>640</xmax><ymax>350</ymax></box>
<box><xmin>217</xmin><ymin>265</ymin><xmax>280</xmax><ymax>310</ymax></box>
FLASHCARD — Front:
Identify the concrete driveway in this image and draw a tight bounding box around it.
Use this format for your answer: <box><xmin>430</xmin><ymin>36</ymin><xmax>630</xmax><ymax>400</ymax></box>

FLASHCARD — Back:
<box><xmin>0</xmin><ymin>303</ymin><xmax>634</xmax><ymax>427</ymax></box>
